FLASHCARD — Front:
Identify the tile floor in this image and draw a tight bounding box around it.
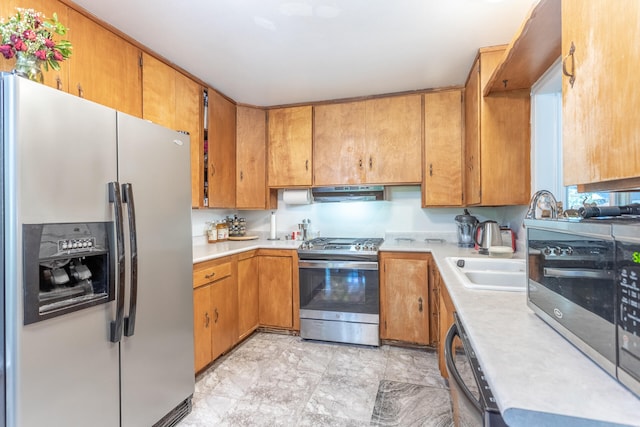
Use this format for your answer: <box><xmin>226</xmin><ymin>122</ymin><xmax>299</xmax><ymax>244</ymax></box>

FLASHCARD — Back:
<box><xmin>179</xmin><ymin>332</ymin><xmax>454</xmax><ymax>426</ymax></box>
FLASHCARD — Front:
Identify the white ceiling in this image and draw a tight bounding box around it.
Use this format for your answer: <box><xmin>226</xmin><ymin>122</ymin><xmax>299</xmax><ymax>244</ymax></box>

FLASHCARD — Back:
<box><xmin>71</xmin><ymin>0</ymin><xmax>537</xmax><ymax>107</ymax></box>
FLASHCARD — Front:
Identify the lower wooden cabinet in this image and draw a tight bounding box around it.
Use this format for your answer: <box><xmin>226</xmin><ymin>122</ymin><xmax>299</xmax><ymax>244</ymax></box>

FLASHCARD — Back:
<box><xmin>435</xmin><ymin>264</ymin><xmax>456</xmax><ymax>378</ymax></box>
<box><xmin>258</xmin><ymin>249</ymin><xmax>299</xmax><ymax>330</ymax></box>
<box><xmin>238</xmin><ymin>250</ymin><xmax>259</xmax><ymax>340</ymax></box>
<box><xmin>192</xmin><ymin>256</ymin><xmax>238</xmax><ymax>373</ymax></box>
<box><xmin>380</xmin><ymin>252</ymin><xmax>431</xmax><ymax>345</ymax></box>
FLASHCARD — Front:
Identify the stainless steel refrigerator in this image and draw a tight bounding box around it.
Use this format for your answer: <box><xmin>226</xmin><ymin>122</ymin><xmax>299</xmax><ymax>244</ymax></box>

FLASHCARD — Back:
<box><xmin>1</xmin><ymin>74</ymin><xmax>195</xmax><ymax>427</ymax></box>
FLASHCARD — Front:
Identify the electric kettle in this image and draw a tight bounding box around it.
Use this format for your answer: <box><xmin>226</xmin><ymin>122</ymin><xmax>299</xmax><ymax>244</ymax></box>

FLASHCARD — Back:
<box><xmin>474</xmin><ymin>220</ymin><xmax>502</xmax><ymax>254</ymax></box>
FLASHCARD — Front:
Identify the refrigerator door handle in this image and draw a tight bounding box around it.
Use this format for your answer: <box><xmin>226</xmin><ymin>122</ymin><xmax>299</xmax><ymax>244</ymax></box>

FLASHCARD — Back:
<box><xmin>122</xmin><ymin>183</ymin><xmax>138</xmax><ymax>337</ymax></box>
<box><xmin>109</xmin><ymin>182</ymin><xmax>126</xmax><ymax>343</ymax></box>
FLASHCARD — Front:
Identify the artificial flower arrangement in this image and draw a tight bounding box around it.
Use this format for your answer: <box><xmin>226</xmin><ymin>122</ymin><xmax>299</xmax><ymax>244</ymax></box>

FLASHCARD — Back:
<box><xmin>0</xmin><ymin>8</ymin><xmax>72</xmax><ymax>72</ymax></box>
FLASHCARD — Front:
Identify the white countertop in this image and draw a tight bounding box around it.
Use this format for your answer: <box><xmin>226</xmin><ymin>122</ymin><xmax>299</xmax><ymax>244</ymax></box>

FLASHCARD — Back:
<box><xmin>192</xmin><ymin>236</ymin><xmax>301</xmax><ymax>263</ymax></box>
<box><xmin>193</xmin><ymin>235</ymin><xmax>640</xmax><ymax>426</ymax></box>
<box><xmin>381</xmin><ymin>238</ymin><xmax>640</xmax><ymax>427</ymax></box>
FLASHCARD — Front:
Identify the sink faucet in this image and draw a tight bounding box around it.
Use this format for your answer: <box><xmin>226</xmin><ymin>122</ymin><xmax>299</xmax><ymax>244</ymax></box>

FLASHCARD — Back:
<box><xmin>525</xmin><ymin>190</ymin><xmax>558</xmax><ymax>219</ymax></box>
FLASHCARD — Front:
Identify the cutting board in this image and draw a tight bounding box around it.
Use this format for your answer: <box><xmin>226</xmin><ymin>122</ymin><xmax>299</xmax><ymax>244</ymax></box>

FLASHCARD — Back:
<box><xmin>228</xmin><ymin>235</ymin><xmax>259</xmax><ymax>241</ymax></box>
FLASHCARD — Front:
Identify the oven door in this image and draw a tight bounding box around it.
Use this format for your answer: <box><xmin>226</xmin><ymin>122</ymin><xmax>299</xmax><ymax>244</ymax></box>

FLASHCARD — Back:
<box><xmin>298</xmin><ymin>260</ymin><xmax>379</xmax><ymax>323</ymax></box>
<box><xmin>527</xmin><ymin>224</ymin><xmax>616</xmax><ymax>372</ymax></box>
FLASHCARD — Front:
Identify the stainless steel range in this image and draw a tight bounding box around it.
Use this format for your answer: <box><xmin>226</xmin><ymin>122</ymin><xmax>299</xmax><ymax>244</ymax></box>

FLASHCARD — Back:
<box><xmin>297</xmin><ymin>237</ymin><xmax>383</xmax><ymax>346</ymax></box>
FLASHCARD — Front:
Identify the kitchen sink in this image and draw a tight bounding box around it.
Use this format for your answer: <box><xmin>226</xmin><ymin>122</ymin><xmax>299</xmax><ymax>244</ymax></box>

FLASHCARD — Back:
<box><xmin>445</xmin><ymin>256</ymin><xmax>526</xmax><ymax>292</ymax></box>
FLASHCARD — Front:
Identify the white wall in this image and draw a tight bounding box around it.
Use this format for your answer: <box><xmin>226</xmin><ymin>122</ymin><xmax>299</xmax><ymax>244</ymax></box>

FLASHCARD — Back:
<box><xmin>192</xmin><ymin>186</ymin><xmax>528</xmax><ymax>245</ymax></box>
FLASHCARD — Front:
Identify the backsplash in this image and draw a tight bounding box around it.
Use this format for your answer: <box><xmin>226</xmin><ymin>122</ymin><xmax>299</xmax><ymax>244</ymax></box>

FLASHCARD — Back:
<box><xmin>192</xmin><ymin>186</ymin><xmax>528</xmax><ymax>246</ymax></box>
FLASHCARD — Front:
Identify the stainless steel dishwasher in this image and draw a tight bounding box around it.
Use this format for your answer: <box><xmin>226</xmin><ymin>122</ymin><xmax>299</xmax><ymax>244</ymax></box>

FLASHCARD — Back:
<box><xmin>445</xmin><ymin>313</ymin><xmax>507</xmax><ymax>427</ymax></box>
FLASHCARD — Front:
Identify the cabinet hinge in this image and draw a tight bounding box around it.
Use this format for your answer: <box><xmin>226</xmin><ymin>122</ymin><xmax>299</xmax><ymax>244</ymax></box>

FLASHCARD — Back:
<box><xmin>139</xmin><ymin>54</ymin><xmax>143</xmax><ymax>67</ymax></box>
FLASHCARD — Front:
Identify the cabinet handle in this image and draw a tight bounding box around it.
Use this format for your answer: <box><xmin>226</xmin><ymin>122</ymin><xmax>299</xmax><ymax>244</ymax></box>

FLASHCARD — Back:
<box><xmin>56</xmin><ymin>77</ymin><xmax>62</xmax><ymax>91</ymax></box>
<box><xmin>369</xmin><ymin>157</ymin><xmax>373</xmax><ymax>169</ymax></box>
<box><xmin>562</xmin><ymin>41</ymin><xmax>576</xmax><ymax>88</ymax></box>
<box><xmin>418</xmin><ymin>297</ymin><xmax>423</xmax><ymax>313</ymax></box>
<box><xmin>240</xmin><ymin>171</ymin><xmax>244</xmax><ymax>181</ymax></box>
<box><xmin>210</xmin><ymin>165</ymin><xmax>216</xmax><ymax>176</ymax></box>
<box><xmin>429</xmin><ymin>164</ymin><xmax>433</xmax><ymax>177</ymax></box>
<box><xmin>205</xmin><ymin>312</ymin><xmax>210</xmax><ymax>327</ymax></box>
<box><xmin>359</xmin><ymin>159</ymin><xmax>363</xmax><ymax>168</ymax></box>
<box><xmin>205</xmin><ymin>272</ymin><xmax>216</xmax><ymax>279</ymax></box>
<box><xmin>305</xmin><ymin>159</ymin><xmax>309</xmax><ymax>171</ymax></box>
<box><xmin>214</xmin><ymin>308</ymin><xmax>219</xmax><ymax>323</ymax></box>
<box><xmin>77</xmin><ymin>84</ymin><xmax>84</xmax><ymax>98</ymax></box>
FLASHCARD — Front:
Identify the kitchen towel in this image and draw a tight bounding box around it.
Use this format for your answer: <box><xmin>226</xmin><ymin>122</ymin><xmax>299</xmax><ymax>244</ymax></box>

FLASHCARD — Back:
<box><xmin>283</xmin><ymin>189</ymin><xmax>312</xmax><ymax>205</ymax></box>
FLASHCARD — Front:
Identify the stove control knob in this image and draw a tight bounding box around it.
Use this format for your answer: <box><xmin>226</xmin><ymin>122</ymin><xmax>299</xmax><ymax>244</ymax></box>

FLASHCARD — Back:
<box><xmin>355</xmin><ymin>244</ymin><xmax>361</xmax><ymax>250</ymax></box>
<box><xmin>307</xmin><ymin>242</ymin><xmax>313</xmax><ymax>249</ymax></box>
<box><xmin>370</xmin><ymin>244</ymin><xmax>377</xmax><ymax>251</ymax></box>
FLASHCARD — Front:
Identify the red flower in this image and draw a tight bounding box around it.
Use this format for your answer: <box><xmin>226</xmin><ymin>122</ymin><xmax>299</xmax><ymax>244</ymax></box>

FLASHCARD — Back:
<box><xmin>44</xmin><ymin>38</ymin><xmax>55</xmax><ymax>48</ymax></box>
<box><xmin>0</xmin><ymin>44</ymin><xmax>15</xmax><ymax>59</ymax></box>
<box><xmin>13</xmin><ymin>39</ymin><xmax>27</xmax><ymax>52</ymax></box>
<box><xmin>34</xmin><ymin>50</ymin><xmax>47</xmax><ymax>60</ymax></box>
<box><xmin>53</xmin><ymin>50</ymin><xmax>63</xmax><ymax>61</ymax></box>
<box><xmin>23</xmin><ymin>30</ymin><xmax>37</xmax><ymax>41</ymax></box>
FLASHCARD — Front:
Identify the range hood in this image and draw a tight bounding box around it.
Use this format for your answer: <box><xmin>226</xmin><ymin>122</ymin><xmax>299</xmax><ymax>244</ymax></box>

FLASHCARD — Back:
<box><xmin>311</xmin><ymin>186</ymin><xmax>386</xmax><ymax>202</ymax></box>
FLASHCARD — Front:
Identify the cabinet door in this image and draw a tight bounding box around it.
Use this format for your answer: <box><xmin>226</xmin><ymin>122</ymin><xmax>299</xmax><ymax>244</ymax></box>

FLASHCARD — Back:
<box><xmin>562</xmin><ymin>0</ymin><xmax>640</xmax><ymax>188</ymax></box>
<box><xmin>423</xmin><ymin>90</ymin><xmax>463</xmax><ymax>207</ymax></box>
<box><xmin>479</xmin><ymin>48</ymin><xmax>530</xmax><ymax>206</ymax></box>
<box><xmin>464</xmin><ymin>59</ymin><xmax>481</xmax><ymax>206</ymax></box>
<box><xmin>0</xmin><ymin>0</ymin><xmax>69</xmax><ymax>91</ymax></box>
<box><xmin>210</xmin><ymin>275</ymin><xmax>239</xmax><ymax>360</ymax></box>
<box><xmin>267</xmin><ymin>106</ymin><xmax>313</xmax><ymax>187</ymax></box>
<box><xmin>364</xmin><ymin>95</ymin><xmax>422</xmax><ymax>184</ymax></box>
<box><xmin>142</xmin><ymin>52</ymin><xmax>176</xmax><ymax>129</ymax></box>
<box><xmin>236</xmin><ymin>106</ymin><xmax>267</xmax><ymax>209</ymax></box>
<box><xmin>193</xmin><ymin>285</ymin><xmax>211</xmax><ymax>373</ymax></box>
<box><xmin>259</xmin><ymin>253</ymin><xmax>293</xmax><ymax>328</ymax></box>
<box><xmin>175</xmin><ymin>73</ymin><xmax>204</xmax><ymax>208</ymax></box>
<box><xmin>208</xmin><ymin>90</ymin><xmax>236</xmax><ymax>208</ymax></box>
<box><xmin>380</xmin><ymin>253</ymin><xmax>430</xmax><ymax>345</ymax></box>
<box><xmin>67</xmin><ymin>9</ymin><xmax>142</xmax><ymax>117</ymax></box>
<box><xmin>313</xmin><ymin>101</ymin><xmax>366</xmax><ymax>186</ymax></box>
<box><xmin>238</xmin><ymin>253</ymin><xmax>259</xmax><ymax>339</ymax></box>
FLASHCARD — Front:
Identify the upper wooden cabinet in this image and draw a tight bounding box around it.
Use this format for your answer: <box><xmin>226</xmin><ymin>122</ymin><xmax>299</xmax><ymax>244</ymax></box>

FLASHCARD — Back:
<box><xmin>175</xmin><ymin>73</ymin><xmax>204</xmax><ymax>208</ymax></box>
<box><xmin>562</xmin><ymin>0</ymin><xmax>640</xmax><ymax>191</ymax></box>
<box><xmin>142</xmin><ymin>53</ymin><xmax>203</xmax><ymax>207</ymax></box>
<box><xmin>423</xmin><ymin>90</ymin><xmax>464</xmax><ymax>207</ymax></box>
<box><xmin>1</xmin><ymin>1</ymin><xmax>142</xmax><ymax>117</ymax></box>
<box><xmin>0</xmin><ymin>0</ymin><xmax>69</xmax><ymax>90</ymax></box>
<box><xmin>364</xmin><ymin>95</ymin><xmax>422</xmax><ymax>184</ymax></box>
<box><xmin>236</xmin><ymin>106</ymin><xmax>268</xmax><ymax>209</ymax></box>
<box><xmin>484</xmin><ymin>0</ymin><xmax>561</xmax><ymax>96</ymax></box>
<box><xmin>314</xmin><ymin>101</ymin><xmax>367</xmax><ymax>186</ymax></box>
<box><xmin>67</xmin><ymin>9</ymin><xmax>142</xmax><ymax>117</ymax></box>
<box><xmin>208</xmin><ymin>90</ymin><xmax>236</xmax><ymax>208</ymax></box>
<box><xmin>465</xmin><ymin>46</ymin><xmax>531</xmax><ymax>206</ymax></box>
<box><xmin>267</xmin><ymin>106</ymin><xmax>313</xmax><ymax>187</ymax></box>
<box><xmin>313</xmin><ymin>94</ymin><xmax>422</xmax><ymax>186</ymax></box>
<box><xmin>142</xmin><ymin>53</ymin><xmax>175</xmax><ymax>129</ymax></box>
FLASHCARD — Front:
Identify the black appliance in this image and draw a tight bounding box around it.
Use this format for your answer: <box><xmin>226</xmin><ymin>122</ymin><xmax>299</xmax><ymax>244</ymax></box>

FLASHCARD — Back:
<box><xmin>297</xmin><ymin>237</ymin><xmax>383</xmax><ymax>346</ymax></box>
<box><xmin>445</xmin><ymin>313</ymin><xmax>507</xmax><ymax>427</ymax></box>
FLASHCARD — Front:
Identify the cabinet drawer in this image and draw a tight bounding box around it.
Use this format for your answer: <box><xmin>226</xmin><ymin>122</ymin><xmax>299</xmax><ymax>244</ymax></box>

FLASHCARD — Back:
<box><xmin>193</xmin><ymin>261</ymin><xmax>232</xmax><ymax>288</ymax></box>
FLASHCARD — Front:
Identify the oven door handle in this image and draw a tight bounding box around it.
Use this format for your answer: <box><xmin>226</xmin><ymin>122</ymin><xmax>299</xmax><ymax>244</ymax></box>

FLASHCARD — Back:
<box><xmin>543</xmin><ymin>267</ymin><xmax>613</xmax><ymax>280</ymax></box>
<box><xmin>444</xmin><ymin>323</ymin><xmax>482</xmax><ymax>413</ymax></box>
<box><xmin>298</xmin><ymin>260</ymin><xmax>379</xmax><ymax>270</ymax></box>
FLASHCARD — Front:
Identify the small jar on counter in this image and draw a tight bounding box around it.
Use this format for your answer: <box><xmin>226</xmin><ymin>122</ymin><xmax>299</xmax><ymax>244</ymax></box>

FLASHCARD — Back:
<box><xmin>206</xmin><ymin>222</ymin><xmax>217</xmax><ymax>244</ymax></box>
<box><xmin>216</xmin><ymin>221</ymin><xmax>228</xmax><ymax>241</ymax></box>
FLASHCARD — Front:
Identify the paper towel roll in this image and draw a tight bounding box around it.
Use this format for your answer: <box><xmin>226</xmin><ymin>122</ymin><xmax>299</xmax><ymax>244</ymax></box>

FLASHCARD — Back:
<box><xmin>283</xmin><ymin>189</ymin><xmax>312</xmax><ymax>205</ymax></box>
<box><xmin>269</xmin><ymin>212</ymin><xmax>277</xmax><ymax>240</ymax></box>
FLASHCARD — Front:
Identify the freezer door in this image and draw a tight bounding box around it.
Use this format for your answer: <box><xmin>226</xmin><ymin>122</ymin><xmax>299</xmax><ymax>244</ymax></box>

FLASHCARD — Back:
<box><xmin>3</xmin><ymin>76</ymin><xmax>120</xmax><ymax>426</ymax></box>
<box><xmin>116</xmin><ymin>112</ymin><xmax>194</xmax><ymax>427</ymax></box>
